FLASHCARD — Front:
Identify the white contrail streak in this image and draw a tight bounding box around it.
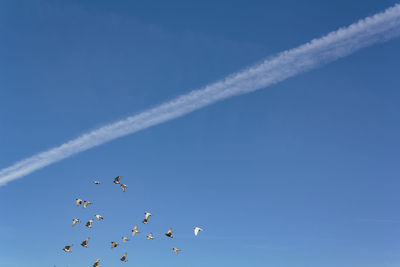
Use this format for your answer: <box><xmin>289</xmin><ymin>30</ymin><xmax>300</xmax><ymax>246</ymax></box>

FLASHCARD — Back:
<box><xmin>1</xmin><ymin>4</ymin><xmax>400</xmax><ymax>186</ymax></box>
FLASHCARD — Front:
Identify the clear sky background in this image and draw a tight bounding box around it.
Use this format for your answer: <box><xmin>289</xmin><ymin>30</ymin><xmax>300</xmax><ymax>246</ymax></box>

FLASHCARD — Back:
<box><xmin>1</xmin><ymin>1</ymin><xmax>400</xmax><ymax>266</ymax></box>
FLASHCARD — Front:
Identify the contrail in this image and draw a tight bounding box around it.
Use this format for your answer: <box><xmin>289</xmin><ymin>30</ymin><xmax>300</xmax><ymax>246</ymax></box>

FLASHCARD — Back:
<box><xmin>1</xmin><ymin>4</ymin><xmax>400</xmax><ymax>186</ymax></box>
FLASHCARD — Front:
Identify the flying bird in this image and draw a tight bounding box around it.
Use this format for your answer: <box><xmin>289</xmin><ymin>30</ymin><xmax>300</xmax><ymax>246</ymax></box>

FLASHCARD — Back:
<box><xmin>113</xmin><ymin>176</ymin><xmax>121</xmax><ymax>184</ymax></box>
<box><xmin>146</xmin><ymin>233</ymin><xmax>154</xmax><ymax>240</ymax></box>
<box><xmin>93</xmin><ymin>181</ymin><xmax>101</xmax><ymax>185</ymax></box>
<box><xmin>165</xmin><ymin>228</ymin><xmax>174</xmax><ymax>238</ymax></box>
<box><xmin>92</xmin><ymin>258</ymin><xmax>100</xmax><ymax>267</ymax></box>
<box><xmin>72</xmin><ymin>218</ymin><xmax>80</xmax><ymax>227</ymax></box>
<box><xmin>142</xmin><ymin>212</ymin><xmax>152</xmax><ymax>224</ymax></box>
<box><xmin>75</xmin><ymin>198</ymin><xmax>83</xmax><ymax>207</ymax></box>
<box><xmin>193</xmin><ymin>227</ymin><xmax>203</xmax><ymax>236</ymax></box>
<box><xmin>131</xmin><ymin>225</ymin><xmax>140</xmax><ymax>236</ymax></box>
<box><xmin>83</xmin><ymin>200</ymin><xmax>92</xmax><ymax>208</ymax></box>
<box><xmin>122</xmin><ymin>237</ymin><xmax>130</xmax><ymax>243</ymax></box>
<box><xmin>81</xmin><ymin>237</ymin><xmax>90</xmax><ymax>248</ymax></box>
<box><xmin>111</xmin><ymin>241</ymin><xmax>119</xmax><ymax>248</ymax></box>
<box><xmin>120</xmin><ymin>252</ymin><xmax>128</xmax><ymax>262</ymax></box>
<box><xmin>94</xmin><ymin>214</ymin><xmax>103</xmax><ymax>220</ymax></box>
<box><xmin>120</xmin><ymin>184</ymin><xmax>128</xmax><ymax>192</ymax></box>
<box><xmin>172</xmin><ymin>247</ymin><xmax>180</xmax><ymax>254</ymax></box>
<box><xmin>62</xmin><ymin>244</ymin><xmax>73</xmax><ymax>252</ymax></box>
<box><xmin>86</xmin><ymin>219</ymin><xmax>94</xmax><ymax>228</ymax></box>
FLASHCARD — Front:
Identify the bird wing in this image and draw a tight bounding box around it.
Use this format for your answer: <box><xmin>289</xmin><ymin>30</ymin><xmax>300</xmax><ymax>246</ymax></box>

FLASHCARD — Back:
<box><xmin>121</xmin><ymin>253</ymin><xmax>127</xmax><ymax>261</ymax></box>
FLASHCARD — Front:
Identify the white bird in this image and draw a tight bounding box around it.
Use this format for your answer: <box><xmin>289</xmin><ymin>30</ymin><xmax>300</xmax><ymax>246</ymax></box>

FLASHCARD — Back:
<box><xmin>120</xmin><ymin>184</ymin><xmax>128</xmax><ymax>192</ymax></box>
<box><xmin>92</xmin><ymin>258</ymin><xmax>100</xmax><ymax>267</ymax></box>
<box><xmin>193</xmin><ymin>227</ymin><xmax>203</xmax><ymax>236</ymax></box>
<box><xmin>62</xmin><ymin>244</ymin><xmax>73</xmax><ymax>252</ymax></box>
<box><xmin>120</xmin><ymin>252</ymin><xmax>128</xmax><ymax>262</ymax></box>
<box><xmin>142</xmin><ymin>212</ymin><xmax>152</xmax><ymax>224</ymax></box>
<box><xmin>81</xmin><ymin>237</ymin><xmax>90</xmax><ymax>248</ymax></box>
<box><xmin>86</xmin><ymin>219</ymin><xmax>94</xmax><ymax>228</ymax></box>
<box><xmin>172</xmin><ymin>247</ymin><xmax>180</xmax><ymax>254</ymax></box>
<box><xmin>131</xmin><ymin>225</ymin><xmax>140</xmax><ymax>236</ymax></box>
<box><xmin>72</xmin><ymin>218</ymin><xmax>80</xmax><ymax>227</ymax></box>
<box><xmin>165</xmin><ymin>228</ymin><xmax>174</xmax><ymax>238</ymax></box>
<box><xmin>122</xmin><ymin>237</ymin><xmax>130</xmax><ymax>243</ymax></box>
<box><xmin>146</xmin><ymin>233</ymin><xmax>154</xmax><ymax>240</ymax></box>
<box><xmin>93</xmin><ymin>181</ymin><xmax>101</xmax><ymax>185</ymax></box>
<box><xmin>75</xmin><ymin>198</ymin><xmax>83</xmax><ymax>207</ymax></box>
<box><xmin>111</xmin><ymin>241</ymin><xmax>119</xmax><ymax>248</ymax></box>
<box><xmin>113</xmin><ymin>176</ymin><xmax>121</xmax><ymax>184</ymax></box>
<box><xmin>94</xmin><ymin>214</ymin><xmax>104</xmax><ymax>220</ymax></box>
<box><xmin>83</xmin><ymin>200</ymin><xmax>92</xmax><ymax>208</ymax></box>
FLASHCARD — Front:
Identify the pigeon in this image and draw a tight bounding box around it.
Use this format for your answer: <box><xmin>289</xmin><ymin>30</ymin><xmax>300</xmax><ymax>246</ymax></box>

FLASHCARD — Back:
<box><xmin>193</xmin><ymin>227</ymin><xmax>203</xmax><ymax>236</ymax></box>
<box><xmin>131</xmin><ymin>225</ymin><xmax>140</xmax><ymax>236</ymax></box>
<box><xmin>92</xmin><ymin>258</ymin><xmax>100</xmax><ymax>267</ymax></box>
<box><xmin>72</xmin><ymin>218</ymin><xmax>80</xmax><ymax>227</ymax></box>
<box><xmin>62</xmin><ymin>244</ymin><xmax>73</xmax><ymax>252</ymax></box>
<box><xmin>83</xmin><ymin>200</ymin><xmax>92</xmax><ymax>208</ymax></box>
<box><xmin>122</xmin><ymin>237</ymin><xmax>130</xmax><ymax>243</ymax></box>
<box><xmin>113</xmin><ymin>176</ymin><xmax>121</xmax><ymax>184</ymax></box>
<box><xmin>93</xmin><ymin>181</ymin><xmax>101</xmax><ymax>185</ymax></box>
<box><xmin>146</xmin><ymin>233</ymin><xmax>154</xmax><ymax>240</ymax></box>
<box><xmin>81</xmin><ymin>237</ymin><xmax>90</xmax><ymax>248</ymax></box>
<box><xmin>120</xmin><ymin>252</ymin><xmax>128</xmax><ymax>262</ymax></box>
<box><xmin>165</xmin><ymin>228</ymin><xmax>174</xmax><ymax>238</ymax></box>
<box><xmin>94</xmin><ymin>214</ymin><xmax>103</xmax><ymax>220</ymax></box>
<box><xmin>86</xmin><ymin>219</ymin><xmax>94</xmax><ymax>228</ymax></box>
<box><xmin>142</xmin><ymin>212</ymin><xmax>152</xmax><ymax>224</ymax></box>
<box><xmin>111</xmin><ymin>241</ymin><xmax>119</xmax><ymax>248</ymax></box>
<box><xmin>120</xmin><ymin>184</ymin><xmax>128</xmax><ymax>192</ymax></box>
<box><xmin>172</xmin><ymin>247</ymin><xmax>180</xmax><ymax>254</ymax></box>
<box><xmin>75</xmin><ymin>198</ymin><xmax>83</xmax><ymax>207</ymax></box>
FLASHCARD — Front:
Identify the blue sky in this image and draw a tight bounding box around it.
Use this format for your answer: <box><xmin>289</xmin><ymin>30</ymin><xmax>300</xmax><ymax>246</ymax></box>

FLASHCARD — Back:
<box><xmin>1</xmin><ymin>1</ymin><xmax>400</xmax><ymax>266</ymax></box>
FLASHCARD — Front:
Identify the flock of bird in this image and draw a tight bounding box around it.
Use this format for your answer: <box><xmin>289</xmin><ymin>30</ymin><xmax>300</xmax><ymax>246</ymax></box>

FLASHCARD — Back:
<box><xmin>62</xmin><ymin>176</ymin><xmax>203</xmax><ymax>266</ymax></box>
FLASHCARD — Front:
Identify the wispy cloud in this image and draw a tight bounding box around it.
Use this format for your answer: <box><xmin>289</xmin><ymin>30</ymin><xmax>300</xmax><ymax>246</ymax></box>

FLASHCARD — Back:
<box><xmin>1</xmin><ymin>4</ymin><xmax>400</xmax><ymax>186</ymax></box>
